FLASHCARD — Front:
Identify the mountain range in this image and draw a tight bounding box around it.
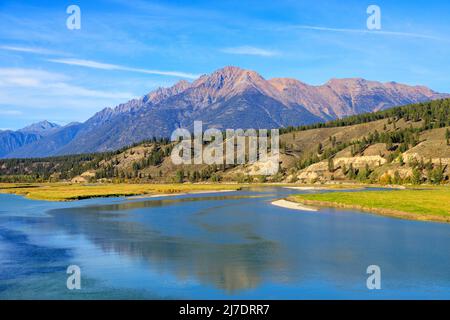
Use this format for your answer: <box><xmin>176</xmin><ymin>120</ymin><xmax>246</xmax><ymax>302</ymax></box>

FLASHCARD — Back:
<box><xmin>1</xmin><ymin>66</ymin><xmax>448</xmax><ymax>158</ymax></box>
<box><xmin>0</xmin><ymin>121</ymin><xmax>61</xmax><ymax>158</ymax></box>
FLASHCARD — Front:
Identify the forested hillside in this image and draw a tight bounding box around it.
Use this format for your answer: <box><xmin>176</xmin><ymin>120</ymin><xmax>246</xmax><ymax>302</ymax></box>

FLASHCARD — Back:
<box><xmin>1</xmin><ymin>99</ymin><xmax>449</xmax><ymax>185</ymax></box>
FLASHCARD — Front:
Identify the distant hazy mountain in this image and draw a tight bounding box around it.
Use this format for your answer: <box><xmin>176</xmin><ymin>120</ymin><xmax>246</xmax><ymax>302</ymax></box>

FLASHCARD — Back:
<box><xmin>19</xmin><ymin>120</ymin><xmax>60</xmax><ymax>135</ymax></box>
<box><xmin>3</xmin><ymin>66</ymin><xmax>448</xmax><ymax>158</ymax></box>
<box><xmin>0</xmin><ymin>131</ymin><xmax>41</xmax><ymax>158</ymax></box>
<box><xmin>6</xmin><ymin>123</ymin><xmax>83</xmax><ymax>158</ymax></box>
<box><xmin>0</xmin><ymin>121</ymin><xmax>61</xmax><ymax>157</ymax></box>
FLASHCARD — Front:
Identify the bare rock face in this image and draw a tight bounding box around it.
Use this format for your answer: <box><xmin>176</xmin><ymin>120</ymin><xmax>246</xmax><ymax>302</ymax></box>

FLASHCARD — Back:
<box><xmin>144</xmin><ymin>80</ymin><xmax>192</xmax><ymax>105</ymax></box>
<box><xmin>296</xmin><ymin>155</ymin><xmax>388</xmax><ymax>183</ymax></box>
<box><xmin>334</xmin><ymin>156</ymin><xmax>387</xmax><ymax>168</ymax></box>
<box><xmin>3</xmin><ymin>66</ymin><xmax>448</xmax><ymax>158</ymax></box>
<box><xmin>269</xmin><ymin>77</ymin><xmax>446</xmax><ymax>119</ymax></box>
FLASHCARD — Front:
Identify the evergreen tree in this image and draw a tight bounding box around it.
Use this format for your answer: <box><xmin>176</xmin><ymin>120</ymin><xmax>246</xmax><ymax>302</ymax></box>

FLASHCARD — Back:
<box><xmin>393</xmin><ymin>171</ymin><xmax>402</xmax><ymax>185</ymax></box>
<box><xmin>175</xmin><ymin>170</ymin><xmax>184</xmax><ymax>183</ymax></box>
<box><xmin>430</xmin><ymin>162</ymin><xmax>444</xmax><ymax>184</ymax></box>
<box><xmin>328</xmin><ymin>158</ymin><xmax>335</xmax><ymax>173</ymax></box>
<box><xmin>317</xmin><ymin>143</ymin><xmax>323</xmax><ymax>155</ymax></box>
<box><xmin>411</xmin><ymin>168</ymin><xmax>422</xmax><ymax>185</ymax></box>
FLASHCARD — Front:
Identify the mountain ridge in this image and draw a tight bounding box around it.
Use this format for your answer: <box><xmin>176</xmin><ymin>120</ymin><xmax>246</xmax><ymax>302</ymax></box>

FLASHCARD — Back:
<box><xmin>3</xmin><ymin>66</ymin><xmax>448</xmax><ymax>158</ymax></box>
<box><xmin>1</xmin><ymin>98</ymin><xmax>449</xmax><ymax>186</ymax></box>
<box><xmin>0</xmin><ymin>120</ymin><xmax>63</xmax><ymax>157</ymax></box>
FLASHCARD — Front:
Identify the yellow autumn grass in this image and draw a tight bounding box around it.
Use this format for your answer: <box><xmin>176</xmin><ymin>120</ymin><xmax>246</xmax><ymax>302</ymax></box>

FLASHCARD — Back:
<box><xmin>0</xmin><ymin>183</ymin><xmax>243</xmax><ymax>201</ymax></box>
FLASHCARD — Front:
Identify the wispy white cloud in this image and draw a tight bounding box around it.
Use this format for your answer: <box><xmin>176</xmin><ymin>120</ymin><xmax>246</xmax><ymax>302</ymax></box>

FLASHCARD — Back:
<box><xmin>0</xmin><ymin>109</ymin><xmax>23</xmax><ymax>116</ymax></box>
<box><xmin>0</xmin><ymin>65</ymin><xmax>139</xmax><ymax>127</ymax></box>
<box><xmin>221</xmin><ymin>46</ymin><xmax>279</xmax><ymax>57</ymax></box>
<box><xmin>0</xmin><ymin>68</ymin><xmax>67</xmax><ymax>87</ymax></box>
<box><xmin>47</xmin><ymin>58</ymin><xmax>201</xmax><ymax>79</ymax></box>
<box><xmin>0</xmin><ymin>45</ymin><xmax>62</xmax><ymax>55</ymax></box>
<box><xmin>46</xmin><ymin>82</ymin><xmax>134</xmax><ymax>99</ymax></box>
<box><xmin>287</xmin><ymin>25</ymin><xmax>445</xmax><ymax>41</ymax></box>
<box><xmin>0</xmin><ymin>68</ymin><xmax>134</xmax><ymax>102</ymax></box>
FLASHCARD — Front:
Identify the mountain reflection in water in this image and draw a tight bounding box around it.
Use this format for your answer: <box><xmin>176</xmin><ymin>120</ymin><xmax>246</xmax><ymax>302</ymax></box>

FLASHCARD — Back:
<box><xmin>1</xmin><ymin>188</ymin><xmax>449</xmax><ymax>299</ymax></box>
<box><xmin>47</xmin><ymin>194</ymin><xmax>281</xmax><ymax>293</ymax></box>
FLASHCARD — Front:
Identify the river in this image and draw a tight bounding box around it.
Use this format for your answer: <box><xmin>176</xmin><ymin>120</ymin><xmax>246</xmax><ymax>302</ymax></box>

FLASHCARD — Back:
<box><xmin>0</xmin><ymin>187</ymin><xmax>449</xmax><ymax>299</ymax></box>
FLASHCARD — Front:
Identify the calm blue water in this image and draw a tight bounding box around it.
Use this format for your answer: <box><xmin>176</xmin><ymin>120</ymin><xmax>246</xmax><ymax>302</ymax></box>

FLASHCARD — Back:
<box><xmin>0</xmin><ymin>187</ymin><xmax>449</xmax><ymax>299</ymax></box>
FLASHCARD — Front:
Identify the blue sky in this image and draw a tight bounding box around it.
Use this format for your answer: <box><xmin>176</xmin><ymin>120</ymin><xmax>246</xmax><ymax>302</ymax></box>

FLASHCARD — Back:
<box><xmin>1</xmin><ymin>0</ymin><xmax>449</xmax><ymax>130</ymax></box>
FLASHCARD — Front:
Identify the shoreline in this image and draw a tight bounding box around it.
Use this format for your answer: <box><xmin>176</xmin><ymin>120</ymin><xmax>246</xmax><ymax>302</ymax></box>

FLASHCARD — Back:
<box><xmin>283</xmin><ymin>186</ymin><xmax>363</xmax><ymax>191</ymax></box>
<box><xmin>0</xmin><ymin>182</ymin><xmax>374</xmax><ymax>202</ymax></box>
<box><xmin>271</xmin><ymin>199</ymin><xmax>318</xmax><ymax>211</ymax></box>
<box><xmin>127</xmin><ymin>189</ymin><xmax>235</xmax><ymax>199</ymax></box>
<box><xmin>0</xmin><ymin>183</ymin><xmax>242</xmax><ymax>202</ymax></box>
<box><xmin>287</xmin><ymin>197</ymin><xmax>450</xmax><ymax>224</ymax></box>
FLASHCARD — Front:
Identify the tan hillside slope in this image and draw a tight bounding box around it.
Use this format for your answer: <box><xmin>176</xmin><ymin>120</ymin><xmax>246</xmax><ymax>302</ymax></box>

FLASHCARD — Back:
<box><xmin>294</xmin><ymin>125</ymin><xmax>449</xmax><ymax>184</ymax></box>
<box><xmin>1</xmin><ymin>98</ymin><xmax>449</xmax><ymax>185</ymax></box>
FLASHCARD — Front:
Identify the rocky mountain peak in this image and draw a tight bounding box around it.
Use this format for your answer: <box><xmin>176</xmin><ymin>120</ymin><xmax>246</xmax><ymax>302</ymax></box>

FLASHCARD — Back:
<box><xmin>4</xmin><ymin>66</ymin><xmax>447</xmax><ymax>158</ymax></box>
<box><xmin>144</xmin><ymin>80</ymin><xmax>192</xmax><ymax>105</ymax></box>
<box><xmin>188</xmin><ymin>66</ymin><xmax>286</xmax><ymax>104</ymax></box>
<box><xmin>20</xmin><ymin>120</ymin><xmax>60</xmax><ymax>133</ymax></box>
<box><xmin>193</xmin><ymin>66</ymin><xmax>262</xmax><ymax>89</ymax></box>
<box><xmin>269</xmin><ymin>78</ymin><xmax>309</xmax><ymax>91</ymax></box>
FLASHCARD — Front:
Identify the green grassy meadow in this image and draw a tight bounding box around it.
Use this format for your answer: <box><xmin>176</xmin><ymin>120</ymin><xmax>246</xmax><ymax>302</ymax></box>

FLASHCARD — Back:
<box><xmin>289</xmin><ymin>187</ymin><xmax>450</xmax><ymax>223</ymax></box>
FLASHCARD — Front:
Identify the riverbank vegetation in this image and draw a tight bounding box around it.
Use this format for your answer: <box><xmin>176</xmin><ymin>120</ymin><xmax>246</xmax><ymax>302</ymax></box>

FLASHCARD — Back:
<box><xmin>0</xmin><ymin>183</ymin><xmax>242</xmax><ymax>201</ymax></box>
<box><xmin>288</xmin><ymin>187</ymin><xmax>450</xmax><ymax>223</ymax></box>
<box><xmin>0</xmin><ymin>99</ymin><xmax>449</xmax><ymax>185</ymax></box>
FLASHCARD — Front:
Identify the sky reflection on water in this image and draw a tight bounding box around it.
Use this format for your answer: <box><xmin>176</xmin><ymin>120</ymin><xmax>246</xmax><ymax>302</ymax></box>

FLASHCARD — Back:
<box><xmin>0</xmin><ymin>188</ymin><xmax>449</xmax><ymax>299</ymax></box>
